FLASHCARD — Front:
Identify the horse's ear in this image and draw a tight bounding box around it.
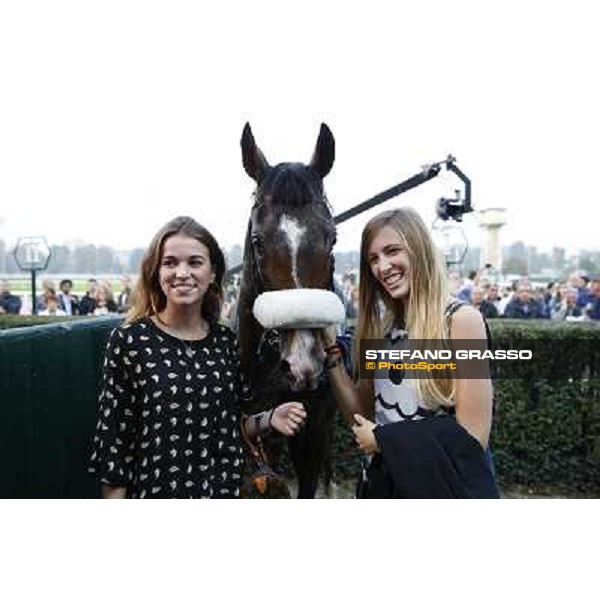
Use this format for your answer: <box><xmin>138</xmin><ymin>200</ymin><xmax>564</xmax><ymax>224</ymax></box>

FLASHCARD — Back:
<box><xmin>241</xmin><ymin>123</ymin><xmax>269</xmax><ymax>183</ymax></box>
<box><xmin>309</xmin><ymin>123</ymin><xmax>335</xmax><ymax>179</ymax></box>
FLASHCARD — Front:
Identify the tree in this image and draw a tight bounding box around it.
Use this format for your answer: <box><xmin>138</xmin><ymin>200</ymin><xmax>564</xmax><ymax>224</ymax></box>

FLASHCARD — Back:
<box><xmin>578</xmin><ymin>251</ymin><xmax>599</xmax><ymax>276</ymax></box>
<box><xmin>2</xmin><ymin>241</ymin><xmax>19</xmax><ymax>274</ymax></box>
<box><xmin>97</xmin><ymin>245</ymin><xmax>115</xmax><ymax>274</ymax></box>
<box><xmin>47</xmin><ymin>245</ymin><xmax>72</xmax><ymax>273</ymax></box>
<box><xmin>74</xmin><ymin>244</ymin><xmax>98</xmax><ymax>274</ymax></box>
<box><xmin>228</xmin><ymin>244</ymin><xmax>243</xmax><ymax>269</ymax></box>
<box><xmin>552</xmin><ymin>247</ymin><xmax>566</xmax><ymax>272</ymax></box>
<box><xmin>128</xmin><ymin>248</ymin><xmax>145</xmax><ymax>274</ymax></box>
<box><xmin>111</xmin><ymin>254</ymin><xmax>124</xmax><ymax>274</ymax></box>
<box><xmin>0</xmin><ymin>238</ymin><xmax>19</xmax><ymax>274</ymax></box>
<box><xmin>460</xmin><ymin>246</ymin><xmax>481</xmax><ymax>274</ymax></box>
<box><xmin>503</xmin><ymin>256</ymin><xmax>528</xmax><ymax>276</ymax></box>
<box><xmin>503</xmin><ymin>242</ymin><xmax>529</xmax><ymax>275</ymax></box>
<box><xmin>0</xmin><ymin>239</ymin><xmax>6</xmax><ymax>273</ymax></box>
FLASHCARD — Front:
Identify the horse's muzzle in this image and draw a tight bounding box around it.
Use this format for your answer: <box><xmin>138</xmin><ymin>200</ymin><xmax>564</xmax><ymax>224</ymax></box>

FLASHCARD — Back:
<box><xmin>281</xmin><ymin>329</ymin><xmax>325</xmax><ymax>392</ymax></box>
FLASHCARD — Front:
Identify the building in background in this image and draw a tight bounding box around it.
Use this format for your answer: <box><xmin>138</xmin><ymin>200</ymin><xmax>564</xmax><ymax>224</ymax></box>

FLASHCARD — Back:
<box><xmin>478</xmin><ymin>207</ymin><xmax>507</xmax><ymax>272</ymax></box>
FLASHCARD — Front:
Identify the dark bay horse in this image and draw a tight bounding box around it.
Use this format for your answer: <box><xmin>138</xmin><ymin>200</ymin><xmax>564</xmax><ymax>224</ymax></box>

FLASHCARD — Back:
<box><xmin>238</xmin><ymin>123</ymin><xmax>338</xmax><ymax>498</ymax></box>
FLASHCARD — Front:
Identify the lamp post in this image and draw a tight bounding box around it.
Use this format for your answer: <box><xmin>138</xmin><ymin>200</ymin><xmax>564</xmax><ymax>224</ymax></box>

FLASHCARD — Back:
<box><xmin>431</xmin><ymin>218</ymin><xmax>469</xmax><ymax>267</ymax></box>
<box><xmin>13</xmin><ymin>237</ymin><xmax>51</xmax><ymax>315</ymax></box>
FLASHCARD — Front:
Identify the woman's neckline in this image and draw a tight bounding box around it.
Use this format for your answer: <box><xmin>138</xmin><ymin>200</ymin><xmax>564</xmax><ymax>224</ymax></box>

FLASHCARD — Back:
<box><xmin>146</xmin><ymin>315</ymin><xmax>213</xmax><ymax>343</ymax></box>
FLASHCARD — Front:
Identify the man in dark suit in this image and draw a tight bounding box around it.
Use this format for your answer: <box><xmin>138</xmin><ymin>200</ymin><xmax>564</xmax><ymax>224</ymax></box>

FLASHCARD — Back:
<box><xmin>504</xmin><ymin>284</ymin><xmax>544</xmax><ymax>319</ymax></box>
<box><xmin>78</xmin><ymin>278</ymin><xmax>97</xmax><ymax>316</ymax></box>
<box><xmin>0</xmin><ymin>279</ymin><xmax>22</xmax><ymax>315</ymax></box>
<box><xmin>58</xmin><ymin>279</ymin><xmax>80</xmax><ymax>316</ymax></box>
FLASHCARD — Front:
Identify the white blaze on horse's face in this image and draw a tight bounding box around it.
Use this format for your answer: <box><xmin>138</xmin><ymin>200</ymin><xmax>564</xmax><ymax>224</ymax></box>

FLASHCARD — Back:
<box><xmin>278</xmin><ymin>215</ymin><xmax>306</xmax><ymax>288</ymax></box>
<box><xmin>277</xmin><ymin>215</ymin><xmax>324</xmax><ymax>389</ymax></box>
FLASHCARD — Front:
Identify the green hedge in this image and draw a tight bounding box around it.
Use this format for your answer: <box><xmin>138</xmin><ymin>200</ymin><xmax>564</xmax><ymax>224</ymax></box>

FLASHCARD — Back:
<box><xmin>489</xmin><ymin>319</ymin><xmax>599</xmax><ymax>491</ymax></box>
<box><xmin>0</xmin><ymin>315</ymin><xmax>78</xmax><ymax>330</ymax></box>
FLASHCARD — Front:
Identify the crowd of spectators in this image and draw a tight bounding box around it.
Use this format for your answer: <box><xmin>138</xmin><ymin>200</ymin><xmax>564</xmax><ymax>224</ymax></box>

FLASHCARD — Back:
<box><xmin>452</xmin><ymin>268</ymin><xmax>600</xmax><ymax>322</ymax></box>
<box><xmin>4</xmin><ymin>267</ymin><xmax>599</xmax><ymax>324</ymax></box>
<box><xmin>330</xmin><ymin>266</ymin><xmax>600</xmax><ymax>326</ymax></box>
<box><xmin>0</xmin><ymin>276</ymin><xmax>133</xmax><ymax>317</ymax></box>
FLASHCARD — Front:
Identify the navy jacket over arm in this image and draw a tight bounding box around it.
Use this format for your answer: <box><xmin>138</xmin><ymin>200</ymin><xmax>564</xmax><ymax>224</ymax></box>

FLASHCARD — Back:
<box><xmin>371</xmin><ymin>415</ymin><xmax>499</xmax><ymax>499</ymax></box>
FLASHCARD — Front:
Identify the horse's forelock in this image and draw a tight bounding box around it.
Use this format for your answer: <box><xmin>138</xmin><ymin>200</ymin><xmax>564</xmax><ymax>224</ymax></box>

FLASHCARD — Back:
<box><xmin>259</xmin><ymin>164</ymin><xmax>323</xmax><ymax>208</ymax></box>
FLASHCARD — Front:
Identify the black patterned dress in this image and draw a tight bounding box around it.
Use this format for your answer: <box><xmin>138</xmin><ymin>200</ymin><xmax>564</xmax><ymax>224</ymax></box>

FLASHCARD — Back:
<box><xmin>88</xmin><ymin>318</ymin><xmax>249</xmax><ymax>498</ymax></box>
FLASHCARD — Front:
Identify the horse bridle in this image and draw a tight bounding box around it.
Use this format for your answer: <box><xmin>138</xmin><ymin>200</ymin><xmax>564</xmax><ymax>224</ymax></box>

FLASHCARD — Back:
<box><xmin>248</xmin><ymin>200</ymin><xmax>337</xmax><ymax>365</ymax></box>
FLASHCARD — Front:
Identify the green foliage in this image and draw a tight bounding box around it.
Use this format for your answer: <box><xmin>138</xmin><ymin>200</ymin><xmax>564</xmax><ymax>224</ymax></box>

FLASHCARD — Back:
<box><xmin>486</xmin><ymin>320</ymin><xmax>600</xmax><ymax>491</ymax></box>
<box><xmin>330</xmin><ymin>411</ymin><xmax>361</xmax><ymax>480</ymax></box>
<box><xmin>0</xmin><ymin>315</ymin><xmax>78</xmax><ymax>330</ymax></box>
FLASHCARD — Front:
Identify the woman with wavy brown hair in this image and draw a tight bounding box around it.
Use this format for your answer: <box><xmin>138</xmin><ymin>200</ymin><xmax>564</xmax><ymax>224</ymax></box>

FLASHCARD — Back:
<box><xmin>323</xmin><ymin>207</ymin><xmax>498</xmax><ymax>498</ymax></box>
<box><xmin>89</xmin><ymin>216</ymin><xmax>306</xmax><ymax>499</ymax></box>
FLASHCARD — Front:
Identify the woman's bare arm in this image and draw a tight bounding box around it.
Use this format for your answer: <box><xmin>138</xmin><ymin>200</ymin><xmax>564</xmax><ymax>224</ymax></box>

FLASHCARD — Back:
<box><xmin>328</xmin><ymin>363</ymin><xmax>374</xmax><ymax>425</ymax></box>
<box><xmin>450</xmin><ymin>306</ymin><xmax>493</xmax><ymax>448</ymax></box>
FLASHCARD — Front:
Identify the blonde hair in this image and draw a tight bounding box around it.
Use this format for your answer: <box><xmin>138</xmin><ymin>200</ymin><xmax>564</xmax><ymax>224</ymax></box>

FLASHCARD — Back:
<box><xmin>126</xmin><ymin>216</ymin><xmax>225</xmax><ymax>324</ymax></box>
<box><xmin>354</xmin><ymin>207</ymin><xmax>454</xmax><ymax>409</ymax></box>
<box><xmin>95</xmin><ymin>282</ymin><xmax>114</xmax><ymax>304</ymax></box>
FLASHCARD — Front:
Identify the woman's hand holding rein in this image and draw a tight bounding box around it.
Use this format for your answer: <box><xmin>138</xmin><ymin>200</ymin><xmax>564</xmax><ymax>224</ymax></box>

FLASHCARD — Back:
<box><xmin>244</xmin><ymin>402</ymin><xmax>307</xmax><ymax>439</ymax></box>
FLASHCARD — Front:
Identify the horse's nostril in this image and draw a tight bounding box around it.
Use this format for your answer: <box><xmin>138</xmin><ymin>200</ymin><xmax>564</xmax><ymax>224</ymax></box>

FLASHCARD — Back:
<box><xmin>280</xmin><ymin>360</ymin><xmax>291</xmax><ymax>373</ymax></box>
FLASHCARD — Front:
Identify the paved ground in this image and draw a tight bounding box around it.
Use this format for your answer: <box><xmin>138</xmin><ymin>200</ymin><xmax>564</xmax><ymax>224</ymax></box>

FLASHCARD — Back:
<box><xmin>286</xmin><ymin>480</ymin><xmax>597</xmax><ymax>499</ymax></box>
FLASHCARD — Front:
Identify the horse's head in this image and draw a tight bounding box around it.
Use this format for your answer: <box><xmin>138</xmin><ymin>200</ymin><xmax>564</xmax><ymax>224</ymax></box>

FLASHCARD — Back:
<box><xmin>239</xmin><ymin>123</ymin><xmax>339</xmax><ymax>392</ymax></box>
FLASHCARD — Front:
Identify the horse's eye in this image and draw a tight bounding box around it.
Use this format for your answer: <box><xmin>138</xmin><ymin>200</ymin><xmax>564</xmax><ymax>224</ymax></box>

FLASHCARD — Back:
<box><xmin>251</xmin><ymin>234</ymin><xmax>265</xmax><ymax>254</ymax></box>
<box><xmin>326</xmin><ymin>231</ymin><xmax>337</xmax><ymax>248</ymax></box>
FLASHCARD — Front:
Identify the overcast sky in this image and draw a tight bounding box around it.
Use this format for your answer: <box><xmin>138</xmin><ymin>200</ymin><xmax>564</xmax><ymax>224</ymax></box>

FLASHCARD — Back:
<box><xmin>1</xmin><ymin>2</ymin><xmax>598</xmax><ymax>259</ymax></box>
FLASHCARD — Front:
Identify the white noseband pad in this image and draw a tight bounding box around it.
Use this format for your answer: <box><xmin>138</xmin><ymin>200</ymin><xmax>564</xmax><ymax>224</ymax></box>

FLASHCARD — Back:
<box><xmin>253</xmin><ymin>289</ymin><xmax>345</xmax><ymax>329</ymax></box>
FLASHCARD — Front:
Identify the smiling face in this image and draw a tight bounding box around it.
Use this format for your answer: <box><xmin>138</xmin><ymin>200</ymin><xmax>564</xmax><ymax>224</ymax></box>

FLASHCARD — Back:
<box><xmin>517</xmin><ymin>285</ymin><xmax>530</xmax><ymax>303</ymax></box>
<box><xmin>367</xmin><ymin>225</ymin><xmax>411</xmax><ymax>303</ymax></box>
<box><xmin>159</xmin><ymin>234</ymin><xmax>215</xmax><ymax>310</ymax></box>
<box><xmin>565</xmin><ymin>288</ymin><xmax>578</xmax><ymax>306</ymax></box>
<box><xmin>96</xmin><ymin>286</ymin><xmax>109</xmax><ymax>304</ymax></box>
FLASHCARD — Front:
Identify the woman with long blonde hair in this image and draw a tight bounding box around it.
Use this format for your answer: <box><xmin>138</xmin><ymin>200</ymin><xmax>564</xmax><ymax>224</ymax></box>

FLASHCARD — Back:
<box><xmin>323</xmin><ymin>207</ymin><xmax>497</xmax><ymax>498</ymax></box>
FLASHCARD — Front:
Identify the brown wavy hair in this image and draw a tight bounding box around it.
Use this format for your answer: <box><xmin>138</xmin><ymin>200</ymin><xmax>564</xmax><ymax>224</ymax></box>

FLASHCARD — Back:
<box><xmin>126</xmin><ymin>216</ymin><xmax>225</xmax><ymax>324</ymax></box>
